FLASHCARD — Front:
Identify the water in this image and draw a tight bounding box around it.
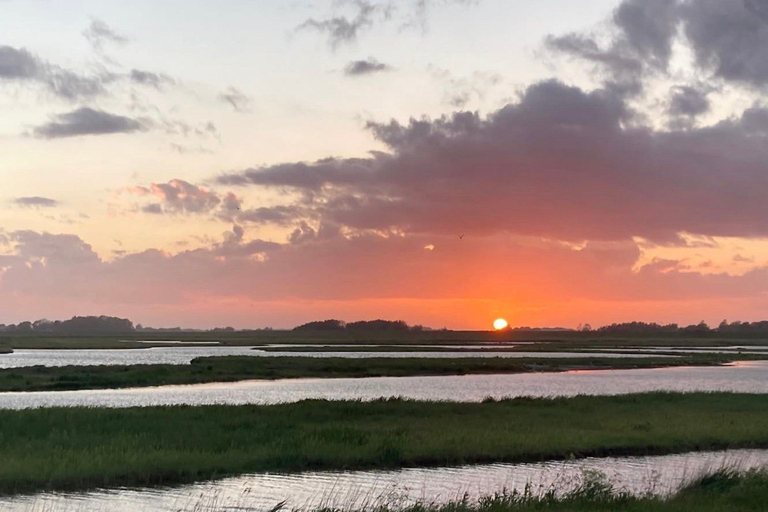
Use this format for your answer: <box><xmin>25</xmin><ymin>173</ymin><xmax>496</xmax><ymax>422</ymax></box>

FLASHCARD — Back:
<box><xmin>1</xmin><ymin>361</ymin><xmax>766</xmax><ymax>410</ymax></box>
<box><xmin>590</xmin><ymin>346</ymin><xmax>768</xmax><ymax>354</ymax></box>
<box><xmin>0</xmin><ymin>347</ymin><xmax>675</xmax><ymax>369</ymax></box>
<box><xmin>0</xmin><ymin>347</ymin><xmax>259</xmax><ymax>368</ymax></box>
<box><xmin>3</xmin><ymin>449</ymin><xmax>767</xmax><ymax>512</ymax></box>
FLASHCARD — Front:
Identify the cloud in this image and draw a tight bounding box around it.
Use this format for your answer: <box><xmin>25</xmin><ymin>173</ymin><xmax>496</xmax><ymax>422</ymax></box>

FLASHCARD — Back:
<box><xmin>83</xmin><ymin>19</ymin><xmax>129</xmax><ymax>50</ymax></box>
<box><xmin>217</xmin><ymin>79</ymin><xmax>768</xmax><ymax>243</ymax></box>
<box><xmin>218</xmin><ymin>86</ymin><xmax>252</xmax><ymax>113</ymax></box>
<box><xmin>32</xmin><ymin>107</ymin><xmax>146</xmax><ymax>138</ymax></box>
<box><xmin>298</xmin><ymin>1</ymin><xmax>482</xmax><ymax>50</ymax></box>
<box><xmin>0</xmin><ymin>45</ymin><xmax>107</xmax><ymax>100</ymax></box>
<box><xmin>0</xmin><ymin>46</ymin><xmax>39</xmax><ymax>79</ymax></box>
<box><xmin>429</xmin><ymin>67</ymin><xmax>503</xmax><ymax>107</ymax></box>
<box><xmin>668</xmin><ymin>85</ymin><xmax>710</xmax><ymax>118</ymax></box>
<box><xmin>297</xmin><ymin>0</ymin><xmax>384</xmax><ymax>50</ymax></box>
<box><xmin>545</xmin><ymin>0</ymin><xmax>679</xmax><ymax>96</ymax></box>
<box><xmin>12</xmin><ymin>197</ymin><xmax>59</xmax><ymax>208</ymax></box>
<box><xmin>141</xmin><ymin>203</ymin><xmax>163</xmax><ymax>214</ymax></box>
<box><xmin>238</xmin><ymin>205</ymin><xmax>307</xmax><ymax>226</ymax></box>
<box><xmin>129</xmin><ymin>69</ymin><xmax>175</xmax><ymax>89</ymax></box>
<box><xmin>129</xmin><ymin>179</ymin><xmax>223</xmax><ymax>215</ymax></box>
<box><xmin>344</xmin><ymin>58</ymin><xmax>391</xmax><ymax>76</ymax></box>
<box><xmin>682</xmin><ymin>0</ymin><xmax>768</xmax><ymax>87</ymax></box>
<box><xmin>4</xmin><ymin>227</ymin><xmax>768</xmax><ymax>329</ymax></box>
<box><xmin>548</xmin><ymin>0</ymin><xmax>768</xmax><ymax>91</ymax></box>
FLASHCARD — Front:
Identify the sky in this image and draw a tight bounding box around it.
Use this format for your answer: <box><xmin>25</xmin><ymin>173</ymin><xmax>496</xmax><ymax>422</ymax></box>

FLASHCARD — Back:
<box><xmin>2</xmin><ymin>0</ymin><xmax>768</xmax><ymax>329</ymax></box>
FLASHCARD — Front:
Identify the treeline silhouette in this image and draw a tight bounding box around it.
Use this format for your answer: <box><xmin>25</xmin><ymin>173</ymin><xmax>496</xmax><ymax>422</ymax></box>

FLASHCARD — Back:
<box><xmin>0</xmin><ymin>316</ymin><xmax>134</xmax><ymax>334</ymax></box>
<box><xmin>293</xmin><ymin>319</ymin><xmax>430</xmax><ymax>332</ymax></box>
<box><xmin>4</xmin><ymin>316</ymin><xmax>768</xmax><ymax>335</ymax></box>
<box><xmin>593</xmin><ymin>320</ymin><xmax>768</xmax><ymax>334</ymax></box>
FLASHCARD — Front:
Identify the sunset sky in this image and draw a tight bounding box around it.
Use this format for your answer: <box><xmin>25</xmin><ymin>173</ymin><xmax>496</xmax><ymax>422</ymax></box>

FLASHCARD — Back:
<box><xmin>2</xmin><ymin>0</ymin><xmax>768</xmax><ymax>329</ymax></box>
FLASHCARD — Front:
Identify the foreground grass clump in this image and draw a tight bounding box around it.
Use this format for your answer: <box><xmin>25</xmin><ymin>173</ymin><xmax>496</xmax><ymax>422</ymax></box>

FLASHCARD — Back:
<box><xmin>0</xmin><ymin>354</ymin><xmax>737</xmax><ymax>392</ymax></box>
<box><xmin>314</xmin><ymin>470</ymin><xmax>768</xmax><ymax>512</ymax></box>
<box><xmin>1</xmin><ymin>393</ymin><xmax>768</xmax><ymax>495</ymax></box>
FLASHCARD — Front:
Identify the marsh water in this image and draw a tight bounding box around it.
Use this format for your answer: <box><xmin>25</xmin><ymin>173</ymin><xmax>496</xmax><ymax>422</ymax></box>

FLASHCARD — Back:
<box><xmin>3</xmin><ymin>449</ymin><xmax>767</xmax><ymax>512</ymax></box>
<box><xmin>0</xmin><ymin>346</ymin><xmax>677</xmax><ymax>369</ymax></box>
<box><xmin>1</xmin><ymin>360</ymin><xmax>767</xmax><ymax>410</ymax></box>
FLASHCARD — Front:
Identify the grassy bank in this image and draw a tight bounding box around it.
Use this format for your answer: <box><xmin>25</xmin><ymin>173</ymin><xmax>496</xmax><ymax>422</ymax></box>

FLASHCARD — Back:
<box><xmin>318</xmin><ymin>470</ymin><xmax>768</xmax><ymax>512</ymax></box>
<box><xmin>0</xmin><ymin>354</ymin><xmax>737</xmax><ymax>392</ymax></box>
<box><xmin>6</xmin><ymin>330</ymin><xmax>768</xmax><ymax>350</ymax></box>
<box><xmin>2</xmin><ymin>393</ymin><xmax>768</xmax><ymax>495</ymax></box>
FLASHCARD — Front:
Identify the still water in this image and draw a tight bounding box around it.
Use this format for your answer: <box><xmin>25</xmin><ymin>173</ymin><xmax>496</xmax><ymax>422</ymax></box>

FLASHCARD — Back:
<box><xmin>1</xmin><ymin>361</ymin><xmax>766</xmax><ymax>410</ymax></box>
<box><xmin>0</xmin><ymin>347</ymin><xmax>675</xmax><ymax>369</ymax></box>
<box><xmin>3</xmin><ymin>449</ymin><xmax>767</xmax><ymax>512</ymax></box>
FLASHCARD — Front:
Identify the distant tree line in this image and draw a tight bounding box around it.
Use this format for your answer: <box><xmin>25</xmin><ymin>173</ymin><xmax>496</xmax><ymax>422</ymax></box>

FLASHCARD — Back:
<box><xmin>293</xmin><ymin>319</ymin><xmax>430</xmax><ymax>332</ymax></box>
<box><xmin>0</xmin><ymin>316</ymin><xmax>134</xmax><ymax>334</ymax></box>
<box><xmin>6</xmin><ymin>315</ymin><xmax>768</xmax><ymax>335</ymax></box>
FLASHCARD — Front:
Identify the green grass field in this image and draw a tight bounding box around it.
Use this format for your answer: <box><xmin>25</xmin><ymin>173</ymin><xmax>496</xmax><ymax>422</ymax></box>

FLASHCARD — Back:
<box><xmin>2</xmin><ymin>393</ymin><xmax>768</xmax><ymax>495</ymax></box>
<box><xmin>4</xmin><ymin>330</ymin><xmax>768</xmax><ymax>350</ymax></box>
<box><xmin>0</xmin><ymin>354</ymin><xmax>738</xmax><ymax>392</ymax></box>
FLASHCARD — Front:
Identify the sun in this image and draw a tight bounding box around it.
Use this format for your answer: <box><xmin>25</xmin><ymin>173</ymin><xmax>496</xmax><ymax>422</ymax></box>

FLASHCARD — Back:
<box><xmin>493</xmin><ymin>318</ymin><xmax>508</xmax><ymax>331</ymax></box>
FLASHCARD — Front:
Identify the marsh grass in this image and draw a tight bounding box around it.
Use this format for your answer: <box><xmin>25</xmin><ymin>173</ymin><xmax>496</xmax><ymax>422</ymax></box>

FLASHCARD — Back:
<box><xmin>330</xmin><ymin>469</ymin><xmax>768</xmax><ymax>512</ymax></box>
<box><xmin>0</xmin><ymin>354</ymin><xmax>739</xmax><ymax>392</ymax></box>
<box><xmin>2</xmin><ymin>393</ymin><xmax>768</xmax><ymax>495</ymax></box>
<box><xmin>13</xmin><ymin>468</ymin><xmax>768</xmax><ymax>512</ymax></box>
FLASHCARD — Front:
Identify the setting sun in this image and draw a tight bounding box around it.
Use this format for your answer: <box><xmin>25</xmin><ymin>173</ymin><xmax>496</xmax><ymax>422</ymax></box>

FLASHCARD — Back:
<box><xmin>493</xmin><ymin>318</ymin><xmax>508</xmax><ymax>330</ymax></box>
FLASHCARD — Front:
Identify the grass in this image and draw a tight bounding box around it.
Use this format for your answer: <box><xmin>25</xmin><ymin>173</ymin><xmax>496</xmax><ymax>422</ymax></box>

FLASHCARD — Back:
<box><xmin>6</xmin><ymin>330</ymin><xmax>768</xmax><ymax>350</ymax></box>
<box><xmin>0</xmin><ymin>354</ymin><xmax>739</xmax><ymax>392</ymax></box>
<box><xmin>312</xmin><ymin>469</ymin><xmax>768</xmax><ymax>512</ymax></box>
<box><xmin>2</xmin><ymin>393</ymin><xmax>768</xmax><ymax>495</ymax></box>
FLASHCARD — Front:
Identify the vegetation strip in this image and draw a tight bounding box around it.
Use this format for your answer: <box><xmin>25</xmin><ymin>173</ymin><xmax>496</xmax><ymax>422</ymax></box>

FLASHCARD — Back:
<box><xmin>317</xmin><ymin>470</ymin><xmax>768</xmax><ymax>512</ymax></box>
<box><xmin>1</xmin><ymin>393</ymin><xmax>768</xmax><ymax>495</ymax></box>
<box><xmin>0</xmin><ymin>354</ymin><xmax>742</xmax><ymax>392</ymax></box>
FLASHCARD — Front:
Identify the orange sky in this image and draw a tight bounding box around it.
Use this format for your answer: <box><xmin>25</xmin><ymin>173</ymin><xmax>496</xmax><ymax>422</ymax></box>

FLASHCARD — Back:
<box><xmin>2</xmin><ymin>0</ymin><xmax>768</xmax><ymax>329</ymax></box>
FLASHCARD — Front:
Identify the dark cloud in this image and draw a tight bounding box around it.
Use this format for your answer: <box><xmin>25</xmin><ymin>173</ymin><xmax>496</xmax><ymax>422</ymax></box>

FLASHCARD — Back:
<box><xmin>130</xmin><ymin>179</ymin><xmax>222</xmax><ymax>215</ymax></box>
<box><xmin>129</xmin><ymin>69</ymin><xmax>175</xmax><ymax>89</ymax></box>
<box><xmin>549</xmin><ymin>0</ymin><xmax>768</xmax><ymax>90</ymax></box>
<box><xmin>297</xmin><ymin>0</ymin><xmax>383</xmax><ymax>49</ymax></box>
<box><xmin>0</xmin><ymin>45</ymin><xmax>107</xmax><ymax>100</ymax></box>
<box><xmin>217</xmin><ymin>79</ymin><xmax>768</xmax><ymax>243</ymax></box>
<box><xmin>299</xmin><ymin>1</ymin><xmax>482</xmax><ymax>49</ymax></box>
<box><xmin>345</xmin><ymin>58</ymin><xmax>391</xmax><ymax>76</ymax></box>
<box><xmin>83</xmin><ymin>19</ymin><xmax>129</xmax><ymax>50</ymax></box>
<box><xmin>682</xmin><ymin>0</ymin><xmax>768</xmax><ymax>87</ymax></box>
<box><xmin>12</xmin><ymin>196</ymin><xmax>59</xmax><ymax>208</ymax></box>
<box><xmin>546</xmin><ymin>0</ymin><xmax>679</xmax><ymax>95</ymax></box>
<box><xmin>0</xmin><ymin>46</ymin><xmax>39</xmax><ymax>79</ymax></box>
<box><xmin>141</xmin><ymin>203</ymin><xmax>163</xmax><ymax>214</ymax></box>
<box><xmin>612</xmin><ymin>0</ymin><xmax>679</xmax><ymax>70</ymax></box>
<box><xmin>33</xmin><ymin>107</ymin><xmax>146</xmax><ymax>138</ymax></box>
<box><xmin>668</xmin><ymin>85</ymin><xmax>710</xmax><ymax>120</ymax></box>
<box><xmin>218</xmin><ymin>86</ymin><xmax>252</xmax><ymax>113</ymax></box>
<box><xmin>741</xmin><ymin>106</ymin><xmax>768</xmax><ymax>134</ymax></box>
<box><xmin>160</xmin><ymin>119</ymin><xmax>219</xmax><ymax>139</ymax></box>
<box><xmin>238</xmin><ymin>205</ymin><xmax>307</xmax><ymax>226</ymax></box>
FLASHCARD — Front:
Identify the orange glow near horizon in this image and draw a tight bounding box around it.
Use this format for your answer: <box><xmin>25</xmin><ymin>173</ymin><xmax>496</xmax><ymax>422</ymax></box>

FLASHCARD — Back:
<box><xmin>493</xmin><ymin>318</ymin><xmax>509</xmax><ymax>330</ymax></box>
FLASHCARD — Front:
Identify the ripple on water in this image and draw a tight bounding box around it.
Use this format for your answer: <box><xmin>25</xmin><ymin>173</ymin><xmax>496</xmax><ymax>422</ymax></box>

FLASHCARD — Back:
<box><xmin>1</xmin><ymin>361</ymin><xmax>767</xmax><ymax>410</ymax></box>
<box><xmin>2</xmin><ymin>449</ymin><xmax>767</xmax><ymax>512</ymax></box>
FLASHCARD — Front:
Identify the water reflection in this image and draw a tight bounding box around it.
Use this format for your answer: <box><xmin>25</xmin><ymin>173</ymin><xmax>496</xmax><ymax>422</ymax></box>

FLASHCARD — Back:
<box><xmin>0</xmin><ymin>347</ymin><xmax>676</xmax><ymax>369</ymax></box>
<box><xmin>1</xmin><ymin>361</ymin><xmax>766</xmax><ymax>410</ymax></box>
<box><xmin>3</xmin><ymin>449</ymin><xmax>767</xmax><ymax>512</ymax></box>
